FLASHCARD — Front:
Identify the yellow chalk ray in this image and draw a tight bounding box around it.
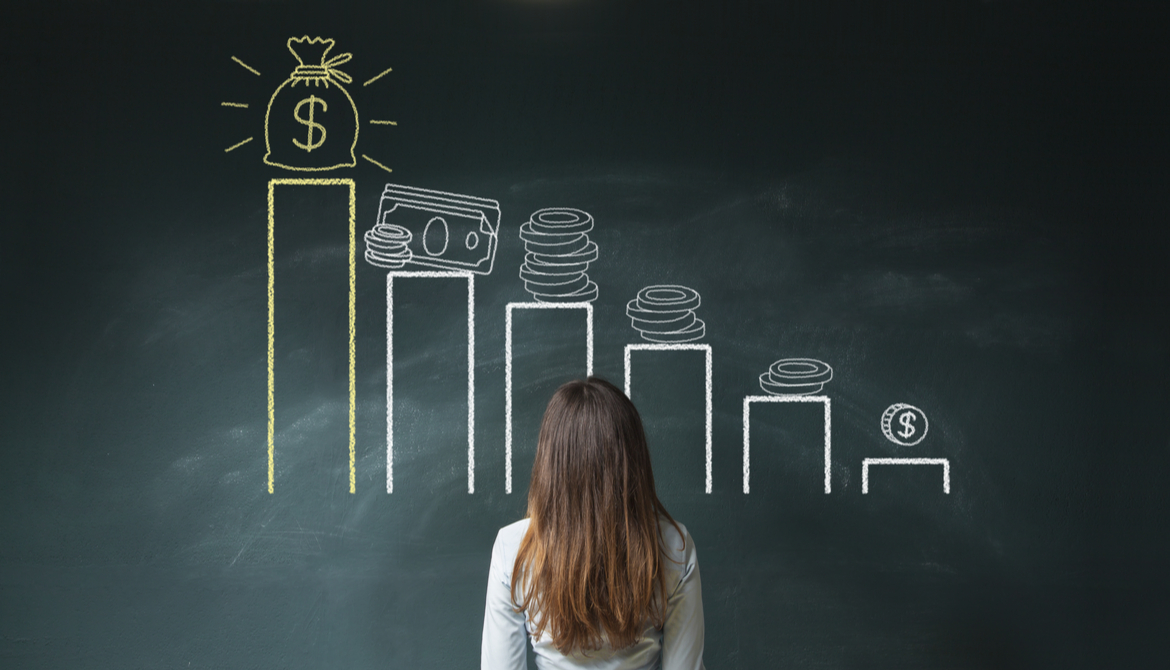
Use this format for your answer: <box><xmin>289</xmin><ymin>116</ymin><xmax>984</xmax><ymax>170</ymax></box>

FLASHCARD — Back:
<box><xmin>232</xmin><ymin>56</ymin><xmax>261</xmax><ymax>76</ymax></box>
<box><xmin>369</xmin><ymin>120</ymin><xmax>397</xmax><ymax>126</ymax></box>
<box><xmin>267</xmin><ymin>179</ymin><xmax>357</xmax><ymax>494</ymax></box>
<box><xmin>363</xmin><ymin>67</ymin><xmax>393</xmax><ymax>87</ymax></box>
<box><xmin>361</xmin><ymin>154</ymin><xmax>393</xmax><ymax>174</ymax></box>
<box><xmin>225</xmin><ymin>137</ymin><xmax>254</xmax><ymax>152</ymax></box>
<box><xmin>221</xmin><ymin>102</ymin><xmax>249</xmax><ymax>109</ymax></box>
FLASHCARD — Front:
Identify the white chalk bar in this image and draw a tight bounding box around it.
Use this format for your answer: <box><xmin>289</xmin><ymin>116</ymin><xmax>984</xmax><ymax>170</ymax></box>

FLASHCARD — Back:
<box><xmin>386</xmin><ymin>271</ymin><xmax>475</xmax><ymax>494</ymax></box>
<box><xmin>742</xmin><ymin>395</ymin><xmax>832</xmax><ymax>494</ymax></box>
<box><xmin>505</xmin><ymin>302</ymin><xmax>594</xmax><ymax>494</ymax></box>
<box><xmin>861</xmin><ymin>458</ymin><xmax>951</xmax><ymax>494</ymax></box>
<box><xmin>624</xmin><ymin>344</ymin><xmax>713</xmax><ymax>493</ymax></box>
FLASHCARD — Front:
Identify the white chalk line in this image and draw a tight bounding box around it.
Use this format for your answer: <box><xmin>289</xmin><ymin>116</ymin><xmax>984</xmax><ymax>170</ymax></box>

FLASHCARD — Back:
<box><xmin>742</xmin><ymin>395</ymin><xmax>831</xmax><ymax>495</ymax></box>
<box><xmin>386</xmin><ymin>271</ymin><xmax>476</xmax><ymax>494</ymax></box>
<box><xmin>504</xmin><ymin>302</ymin><xmax>594</xmax><ymax>494</ymax></box>
<box><xmin>861</xmin><ymin>458</ymin><xmax>950</xmax><ymax>494</ymax></box>
<box><xmin>623</xmin><ymin>344</ymin><xmax>713</xmax><ymax>493</ymax></box>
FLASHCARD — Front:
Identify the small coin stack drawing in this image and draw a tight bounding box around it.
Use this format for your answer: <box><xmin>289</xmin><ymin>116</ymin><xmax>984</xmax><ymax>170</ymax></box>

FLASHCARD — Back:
<box><xmin>364</xmin><ymin>223</ymin><xmax>413</xmax><ymax>268</ymax></box>
<box><xmin>626</xmin><ymin>285</ymin><xmax>706</xmax><ymax>342</ymax></box>
<box><xmin>759</xmin><ymin>358</ymin><xmax>833</xmax><ymax>395</ymax></box>
<box><xmin>518</xmin><ymin>208</ymin><xmax>600</xmax><ymax>303</ymax></box>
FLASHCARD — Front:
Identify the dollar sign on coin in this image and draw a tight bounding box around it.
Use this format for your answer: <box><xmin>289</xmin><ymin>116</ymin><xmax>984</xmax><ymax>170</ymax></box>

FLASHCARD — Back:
<box><xmin>898</xmin><ymin>411</ymin><xmax>917</xmax><ymax>439</ymax></box>
<box><xmin>292</xmin><ymin>95</ymin><xmax>327</xmax><ymax>152</ymax></box>
<box><xmin>881</xmin><ymin>403</ymin><xmax>928</xmax><ymax>446</ymax></box>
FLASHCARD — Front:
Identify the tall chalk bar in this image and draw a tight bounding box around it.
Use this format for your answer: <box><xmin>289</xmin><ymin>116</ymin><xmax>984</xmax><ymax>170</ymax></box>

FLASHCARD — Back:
<box><xmin>624</xmin><ymin>344</ymin><xmax>713</xmax><ymax>493</ymax></box>
<box><xmin>385</xmin><ymin>271</ymin><xmax>476</xmax><ymax>494</ymax></box>
<box><xmin>504</xmin><ymin>302</ymin><xmax>594</xmax><ymax>494</ymax></box>
<box><xmin>742</xmin><ymin>395</ymin><xmax>832</xmax><ymax>494</ymax></box>
<box><xmin>266</xmin><ymin>179</ymin><xmax>357</xmax><ymax>494</ymax></box>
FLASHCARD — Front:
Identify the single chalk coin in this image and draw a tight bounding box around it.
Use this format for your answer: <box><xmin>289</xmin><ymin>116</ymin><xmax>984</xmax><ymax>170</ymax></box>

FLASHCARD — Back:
<box><xmin>370</xmin><ymin>223</ymin><xmax>412</xmax><ymax>242</ymax></box>
<box><xmin>626</xmin><ymin>298</ymin><xmax>694</xmax><ymax>320</ymax></box>
<box><xmin>880</xmin><ymin>403</ymin><xmax>929</xmax><ymax>446</ymax></box>
<box><xmin>524</xmin><ymin>253</ymin><xmax>592</xmax><ymax>274</ymax></box>
<box><xmin>364</xmin><ymin>236</ymin><xmax>410</xmax><ymax>253</ymax></box>
<box><xmin>636</xmin><ymin>285</ymin><xmax>701</xmax><ymax>312</ymax></box>
<box><xmin>525</xmin><ymin>274</ymin><xmax>591</xmax><ymax>295</ymax></box>
<box><xmin>768</xmin><ymin>358</ymin><xmax>833</xmax><ymax>385</ymax></box>
<box><xmin>365</xmin><ymin>249</ymin><xmax>409</xmax><ymax>269</ymax></box>
<box><xmin>519</xmin><ymin>221</ymin><xmax>588</xmax><ymax>243</ymax></box>
<box><xmin>759</xmin><ymin>373</ymin><xmax>825</xmax><ymax>396</ymax></box>
<box><xmin>529</xmin><ymin>241</ymin><xmax>599</xmax><ymax>265</ymax></box>
<box><xmin>529</xmin><ymin>207</ymin><xmax>594</xmax><ymax>235</ymax></box>
<box><xmin>366</xmin><ymin>247</ymin><xmax>412</xmax><ymax>261</ymax></box>
<box><xmin>638</xmin><ymin>318</ymin><xmax>705</xmax><ymax>343</ymax></box>
<box><xmin>520</xmin><ymin>264</ymin><xmax>587</xmax><ymax>281</ymax></box>
<box><xmin>630</xmin><ymin>311</ymin><xmax>697</xmax><ymax>332</ymax></box>
<box><xmin>534</xmin><ymin>281</ymin><xmax>598</xmax><ymax>304</ymax></box>
<box><xmin>523</xmin><ymin>234</ymin><xmax>591</xmax><ymax>255</ymax></box>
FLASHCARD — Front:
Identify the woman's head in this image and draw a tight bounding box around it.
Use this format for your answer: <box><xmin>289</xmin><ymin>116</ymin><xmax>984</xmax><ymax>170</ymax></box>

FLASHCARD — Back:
<box><xmin>513</xmin><ymin>377</ymin><xmax>677</xmax><ymax>654</ymax></box>
<box><xmin>528</xmin><ymin>377</ymin><xmax>656</xmax><ymax>525</ymax></box>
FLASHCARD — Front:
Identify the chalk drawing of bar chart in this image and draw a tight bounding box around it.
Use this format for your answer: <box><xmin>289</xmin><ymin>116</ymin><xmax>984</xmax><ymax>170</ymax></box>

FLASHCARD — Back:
<box><xmin>385</xmin><ymin>271</ymin><xmax>476</xmax><ymax>494</ymax></box>
<box><xmin>504</xmin><ymin>302</ymin><xmax>594</xmax><ymax>494</ymax></box>
<box><xmin>624</xmin><ymin>344</ymin><xmax>713</xmax><ymax>493</ymax></box>
<box><xmin>742</xmin><ymin>395</ymin><xmax>832</xmax><ymax>494</ymax></box>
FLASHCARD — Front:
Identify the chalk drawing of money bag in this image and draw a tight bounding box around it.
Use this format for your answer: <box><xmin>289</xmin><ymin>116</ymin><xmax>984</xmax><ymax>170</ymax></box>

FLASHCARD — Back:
<box><xmin>263</xmin><ymin>36</ymin><xmax>359</xmax><ymax>171</ymax></box>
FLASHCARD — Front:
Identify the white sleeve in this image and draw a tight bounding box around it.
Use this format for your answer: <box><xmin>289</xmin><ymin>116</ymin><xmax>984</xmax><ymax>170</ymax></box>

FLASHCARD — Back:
<box><xmin>661</xmin><ymin>529</ymin><xmax>706</xmax><ymax>670</ymax></box>
<box><xmin>481</xmin><ymin>530</ymin><xmax>529</xmax><ymax>670</ymax></box>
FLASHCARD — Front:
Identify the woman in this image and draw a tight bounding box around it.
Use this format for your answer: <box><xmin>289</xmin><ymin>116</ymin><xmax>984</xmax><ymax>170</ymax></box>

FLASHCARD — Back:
<box><xmin>482</xmin><ymin>377</ymin><xmax>705</xmax><ymax>669</ymax></box>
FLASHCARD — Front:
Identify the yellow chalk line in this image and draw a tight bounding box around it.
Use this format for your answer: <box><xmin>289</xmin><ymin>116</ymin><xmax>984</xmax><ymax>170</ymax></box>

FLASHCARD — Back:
<box><xmin>363</xmin><ymin>67</ymin><xmax>393</xmax><ymax>87</ymax></box>
<box><xmin>232</xmin><ymin>56</ymin><xmax>261</xmax><ymax>76</ymax></box>
<box><xmin>361</xmin><ymin>154</ymin><xmax>393</xmax><ymax>174</ymax></box>
<box><xmin>221</xmin><ymin>102</ymin><xmax>249</xmax><ymax>109</ymax></box>
<box><xmin>225</xmin><ymin>137</ymin><xmax>253</xmax><ymax>153</ymax></box>
<box><xmin>369</xmin><ymin>120</ymin><xmax>398</xmax><ymax>126</ymax></box>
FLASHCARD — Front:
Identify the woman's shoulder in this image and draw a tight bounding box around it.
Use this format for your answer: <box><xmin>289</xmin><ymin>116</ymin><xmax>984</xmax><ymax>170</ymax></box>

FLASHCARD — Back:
<box><xmin>658</xmin><ymin>517</ymin><xmax>697</xmax><ymax>567</ymax></box>
<box><xmin>498</xmin><ymin>517</ymin><xmax>531</xmax><ymax>538</ymax></box>
<box><xmin>492</xmin><ymin>518</ymin><xmax>531</xmax><ymax>558</ymax></box>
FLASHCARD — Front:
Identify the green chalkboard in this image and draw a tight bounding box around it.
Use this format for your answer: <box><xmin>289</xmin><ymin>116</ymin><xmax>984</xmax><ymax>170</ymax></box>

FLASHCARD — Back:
<box><xmin>2</xmin><ymin>2</ymin><xmax>1168</xmax><ymax>668</ymax></box>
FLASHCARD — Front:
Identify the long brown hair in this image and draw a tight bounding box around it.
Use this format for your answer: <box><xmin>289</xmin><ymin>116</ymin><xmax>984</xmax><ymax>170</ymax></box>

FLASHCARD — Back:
<box><xmin>511</xmin><ymin>377</ymin><xmax>681</xmax><ymax>654</ymax></box>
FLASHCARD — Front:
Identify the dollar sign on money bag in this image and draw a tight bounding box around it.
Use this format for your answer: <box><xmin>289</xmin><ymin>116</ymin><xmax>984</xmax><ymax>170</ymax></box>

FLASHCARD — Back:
<box><xmin>263</xmin><ymin>36</ymin><xmax>359</xmax><ymax>171</ymax></box>
<box><xmin>897</xmin><ymin>411</ymin><xmax>917</xmax><ymax>440</ymax></box>
<box><xmin>292</xmin><ymin>96</ymin><xmax>328</xmax><ymax>152</ymax></box>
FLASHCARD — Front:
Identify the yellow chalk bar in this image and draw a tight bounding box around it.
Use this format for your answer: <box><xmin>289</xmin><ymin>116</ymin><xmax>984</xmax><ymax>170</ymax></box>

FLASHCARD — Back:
<box><xmin>267</xmin><ymin>179</ymin><xmax>357</xmax><ymax>494</ymax></box>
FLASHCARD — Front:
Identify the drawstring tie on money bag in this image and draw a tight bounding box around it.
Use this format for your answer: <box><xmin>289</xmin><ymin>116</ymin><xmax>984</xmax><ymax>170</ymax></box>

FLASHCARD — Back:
<box><xmin>264</xmin><ymin>36</ymin><xmax>360</xmax><ymax>171</ymax></box>
<box><xmin>290</xmin><ymin>51</ymin><xmax>354</xmax><ymax>89</ymax></box>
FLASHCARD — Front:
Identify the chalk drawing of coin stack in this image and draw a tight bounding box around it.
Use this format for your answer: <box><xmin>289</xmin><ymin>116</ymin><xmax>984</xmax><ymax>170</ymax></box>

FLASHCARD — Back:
<box><xmin>758</xmin><ymin>358</ymin><xmax>833</xmax><ymax>395</ymax></box>
<box><xmin>518</xmin><ymin>208</ymin><xmax>599</xmax><ymax>303</ymax></box>
<box><xmin>627</xmin><ymin>285</ymin><xmax>706</xmax><ymax>342</ymax></box>
<box><xmin>364</xmin><ymin>223</ymin><xmax>413</xmax><ymax>268</ymax></box>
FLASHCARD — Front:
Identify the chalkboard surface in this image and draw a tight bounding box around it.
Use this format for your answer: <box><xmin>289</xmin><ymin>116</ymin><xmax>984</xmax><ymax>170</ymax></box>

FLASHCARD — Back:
<box><xmin>3</xmin><ymin>2</ymin><xmax>1168</xmax><ymax>668</ymax></box>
